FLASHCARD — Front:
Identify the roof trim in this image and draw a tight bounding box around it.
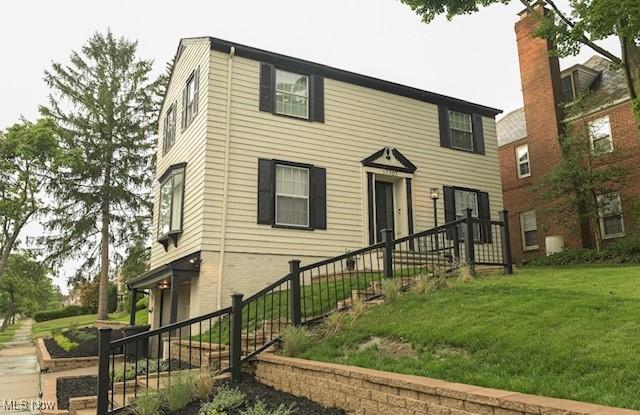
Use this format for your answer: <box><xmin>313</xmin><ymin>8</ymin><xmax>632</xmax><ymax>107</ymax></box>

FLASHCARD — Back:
<box><xmin>207</xmin><ymin>37</ymin><xmax>502</xmax><ymax>118</ymax></box>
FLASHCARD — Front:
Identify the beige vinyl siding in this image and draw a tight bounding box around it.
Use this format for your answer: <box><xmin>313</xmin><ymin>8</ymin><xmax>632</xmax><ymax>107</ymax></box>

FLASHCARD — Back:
<box><xmin>209</xmin><ymin>50</ymin><xmax>503</xmax><ymax>259</ymax></box>
<box><xmin>150</xmin><ymin>40</ymin><xmax>211</xmax><ymax>269</ymax></box>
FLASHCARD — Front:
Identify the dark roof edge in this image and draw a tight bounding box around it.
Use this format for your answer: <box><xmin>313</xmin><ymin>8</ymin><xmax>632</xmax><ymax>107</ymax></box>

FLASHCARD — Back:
<box><xmin>208</xmin><ymin>37</ymin><xmax>502</xmax><ymax>118</ymax></box>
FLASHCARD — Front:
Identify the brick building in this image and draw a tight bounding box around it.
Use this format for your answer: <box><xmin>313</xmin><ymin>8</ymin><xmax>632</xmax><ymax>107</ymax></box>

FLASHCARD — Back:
<box><xmin>497</xmin><ymin>7</ymin><xmax>640</xmax><ymax>263</ymax></box>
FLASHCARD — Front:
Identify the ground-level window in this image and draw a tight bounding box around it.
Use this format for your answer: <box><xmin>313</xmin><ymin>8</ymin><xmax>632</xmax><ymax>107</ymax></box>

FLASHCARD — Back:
<box><xmin>598</xmin><ymin>192</ymin><xmax>624</xmax><ymax>239</ymax></box>
<box><xmin>275</xmin><ymin>164</ymin><xmax>309</xmax><ymax>227</ymax></box>
<box><xmin>275</xmin><ymin>69</ymin><xmax>309</xmax><ymax>119</ymax></box>
<box><xmin>158</xmin><ymin>165</ymin><xmax>185</xmax><ymax>238</ymax></box>
<box><xmin>516</xmin><ymin>144</ymin><xmax>530</xmax><ymax>178</ymax></box>
<box><xmin>448</xmin><ymin>110</ymin><xmax>474</xmax><ymax>152</ymax></box>
<box><xmin>520</xmin><ymin>210</ymin><xmax>538</xmax><ymax>250</ymax></box>
<box><xmin>454</xmin><ymin>189</ymin><xmax>480</xmax><ymax>240</ymax></box>
<box><xmin>589</xmin><ymin>116</ymin><xmax>613</xmax><ymax>155</ymax></box>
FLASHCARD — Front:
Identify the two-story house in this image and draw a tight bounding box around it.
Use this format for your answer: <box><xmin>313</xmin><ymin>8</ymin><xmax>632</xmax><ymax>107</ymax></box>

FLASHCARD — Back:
<box><xmin>497</xmin><ymin>7</ymin><xmax>640</xmax><ymax>263</ymax></box>
<box><xmin>127</xmin><ymin>36</ymin><xmax>504</xmax><ymax>329</ymax></box>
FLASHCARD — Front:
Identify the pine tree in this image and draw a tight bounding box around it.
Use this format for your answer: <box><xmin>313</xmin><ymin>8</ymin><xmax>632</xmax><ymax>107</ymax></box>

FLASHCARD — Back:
<box><xmin>40</xmin><ymin>30</ymin><xmax>163</xmax><ymax>320</ymax></box>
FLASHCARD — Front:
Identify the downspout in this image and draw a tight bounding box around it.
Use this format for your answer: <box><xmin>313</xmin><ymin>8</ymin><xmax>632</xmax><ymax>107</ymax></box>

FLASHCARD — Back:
<box><xmin>216</xmin><ymin>46</ymin><xmax>235</xmax><ymax>309</ymax></box>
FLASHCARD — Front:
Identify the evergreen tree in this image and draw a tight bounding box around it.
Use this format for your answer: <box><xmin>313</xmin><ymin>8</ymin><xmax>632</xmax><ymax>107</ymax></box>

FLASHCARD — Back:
<box><xmin>40</xmin><ymin>30</ymin><xmax>163</xmax><ymax>320</ymax></box>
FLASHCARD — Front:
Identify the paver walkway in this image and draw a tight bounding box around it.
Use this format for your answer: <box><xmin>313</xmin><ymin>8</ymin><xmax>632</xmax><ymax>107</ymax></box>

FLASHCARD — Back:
<box><xmin>0</xmin><ymin>320</ymin><xmax>41</xmax><ymax>414</ymax></box>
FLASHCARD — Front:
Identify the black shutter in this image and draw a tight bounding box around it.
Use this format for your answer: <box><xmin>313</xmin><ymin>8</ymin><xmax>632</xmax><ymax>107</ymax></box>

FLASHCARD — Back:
<box><xmin>478</xmin><ymin>191</ymin><xmax>492</xmax><ymax>243</ymax></box>
<box><xmin>443</xmin><ymin>186</ymin><xmax>456</xmax><ymax>240</ymax></box>
<box><xmin>310</xmin><ymin>167</ymin><xmax>327</xmax><ymax>229</ymax></box>
<box><xmin>193</xmin><ymin>67</ymin><xmax>200</xmax><ymax>116</ymax></box>
<box><xmin>257</xmin><ymin>159</ymin><xmax>275</xmax><ymax>225</ymax></box>
<box><xmin>472</xmin><ymin>114</ymin><xmax>485</xmax><ymax>155</ymax></box>
<box><xmin>311</xmin><ymin>75</ymin><xmax>324</xmax><ymax>122</ymax></box>
<box><xmin>406</xmin><ymin>178</ymin><xmax>414</xmax><ymax>250</ymax></box>
<box><xmin>259</xmin><ymin>63</ymin><xmax>275</xmax><ymax>113</ymax></box>
<box><xmin>438</xmin><ymin>105</ymin><xmax>451</xmax><ymax>149</ymax></box>
<box><xmin>367</xmin><ymin>172</ymin><xmax>375</xmax><ymax>245</ymax></box>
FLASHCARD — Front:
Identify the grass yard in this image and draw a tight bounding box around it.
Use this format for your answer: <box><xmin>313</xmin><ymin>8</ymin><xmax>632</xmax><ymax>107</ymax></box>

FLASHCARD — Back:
<box><xmin>301</xmin><ymin>266</ymin><xmax>640</xmax><ymax>410</ymax></box>
<box><xmin>32</xmin><ymin>309</ymin><xmax>148</xmax><ymax>338</ymax></box>
<box><xmin>0</xmin><ymin>321</ymin><xmax>21</xmax><ymax>350</ymax></box>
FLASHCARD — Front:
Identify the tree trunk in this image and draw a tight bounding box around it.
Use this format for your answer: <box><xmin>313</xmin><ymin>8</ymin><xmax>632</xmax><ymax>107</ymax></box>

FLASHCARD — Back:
<box><xmin>96</xmin><ymin>165</ymin><xmax>112</xmax><ymax>321</ymax></box>
<box><xmin>0</xmin><ymin>232</ymin><xmax>19</xmax><ymax>282</ymax></box>
<box><xmin>618</xmin><ymin>31</ymin><xmax>640</xmax><ymax>121</ymax></box>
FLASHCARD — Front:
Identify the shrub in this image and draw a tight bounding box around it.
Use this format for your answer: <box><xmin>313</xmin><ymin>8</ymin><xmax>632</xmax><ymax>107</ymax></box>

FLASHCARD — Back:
<box><xmin>320</xmin><ymin>311</ymin><xmax>350</xmax><ymax>337</ymax></box>
<box><xmin>136</xmin><ymin>296</ymin><xmax>149</xmax><ymax>310</ymax></box>
<box><xmin>165</xmin><ymin>372</ymin><xmax>193</xmax><ymax>411</ymax></box>
<box><xmin>456</xmin><ymin>261</ymin><xmax>474</xmax><ymax>283</ymax></box>
<box><xmin>33</xmin><ymin>305</ymin><xmax>88</xmax><ymax>322</ymax></box>
<box><xmin>349</xmin><ymin>297</ymin><xmax>367</xmax><ymax>322</ymax></box>
<box><xmin>199</xmin><ymin>385</ymin><xmax>246</xmax><ymax>413</ymax></box>
<box><xmin>192</xmin><ymin>370</ymin><xmax>215</xmax><ymax>400</ymax></box>
<box><xmin>132</xmin><ymin>390</ymin><xmax>163</xmax><ymax>415</ymax></box>
<box><xmin>381</xmin><ymin>279</ymin><xmax>402</xmax><ymax>303</ymax></box>
<box><xmin>280</xmin><ymin>326</ymin><xmax>313</xmax><ymax>357</ymax></box>
<box><xmin>240</xmin><ymin>400</ymin><xmax>296</xmax><ymax>415</ymax></box>
<box><xmin>526</xmin><ymin>238</ymin><xmax>640</xmax><ymax>266</ymax></box>
<box><xmin>77</xmin><ymin>281</ymin><xmax>118</xmax><ymax>314</ymax></box>
<box><xmin>428</xmin><ymin>268</ymin><xmax>449</xmax><ymax>292</ymax></box>
<box><xmin>112</xmin><ymin>359</ymin><xmax>169</xmax><ymax>382</ymax></box>
<box><xmin>53</xmin><ymin>333</ymin><xmax>79</xmax><ymax>352</ymax></box>
<box><xmin>69</xmin><ymin>328</ymin><xmax>96</xmax><ymax>341</ymax></box>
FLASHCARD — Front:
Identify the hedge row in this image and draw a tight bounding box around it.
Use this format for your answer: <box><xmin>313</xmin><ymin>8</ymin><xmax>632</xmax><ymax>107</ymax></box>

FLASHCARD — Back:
<box><xmin>33</xmin><ymin>305</ymin><xmax>89</xmax><ymax>322</ymax></box>
<box><xmin>526</xmin><ymin>238</ymin><xmax>640</xmax><ymax>266</ymax></box>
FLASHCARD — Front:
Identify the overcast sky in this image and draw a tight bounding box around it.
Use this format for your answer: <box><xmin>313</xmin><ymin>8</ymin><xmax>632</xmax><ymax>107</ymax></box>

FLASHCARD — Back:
<box><xmin>0</xmin><ymin>0</ymin><xmax>619</xmax><ymax>293</ymax></box>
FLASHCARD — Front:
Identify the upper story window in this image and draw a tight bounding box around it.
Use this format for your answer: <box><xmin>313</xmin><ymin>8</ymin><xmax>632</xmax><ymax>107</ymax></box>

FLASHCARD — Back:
<box><xmin>520</xmin><ymin>210</ymin><xmax>538</xmax><ymax>250</ymax></box>
<box><xmin>259</xmin><ymin>64</ymin><xmax>324</xmax><ymax>123</ymax></box>
<box><xmin>438</xmin><ymin>106</ymin><xmax>485</xmax><ymax>155</ymax></box>
<box><xmin>516</xmin><ymin>144</ymin><xmax>530</xmax><ymax>178</ymax></box>
<box><xmin>276</xmin><ymin>165</ymin><xmax>309</xmax><ymax>227</ymax></box>
<box><xmin>275</xmin><ymin>70</ymin><xmax>309</xmax><ymax>119</ymax></box>
<box><xmin>448</xmin><ymin>110</ymin><xmax>474</xmax><ymax>152</ymax></box>
<box><xmin>158</xmin><ymin>164</ymin><xmax>186</xmax><ymax>250</ymax></box>
<box><xmin>561</xmin><ymin>75</ymin><xmax>576</xmax><ymax>103</ymax></box>
<box><xmin>182</xmin><ymin>68</ymin><xmax>199</xmax><ymax>129</ymax></box>
<box><xmin>588</xmin><ymin>116</ymin><xmax>613</xmax><ymax>155</ymax></box>
<box><xmin>163</xmin><ymin>103</ymin><xmax>176</xmax><ymax>154</ymax></box>
<box><xmin>598</xmin><ymin>192</ymin><xmax>624</xmax><ymax>239</ymax></box>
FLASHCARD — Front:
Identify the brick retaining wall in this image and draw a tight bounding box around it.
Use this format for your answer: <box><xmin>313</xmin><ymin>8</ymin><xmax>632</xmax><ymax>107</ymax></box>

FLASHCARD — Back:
<box><xmin>254</xmin><ymin>354</ymin><xmax>639</xmax><ymax>415</ymax></box>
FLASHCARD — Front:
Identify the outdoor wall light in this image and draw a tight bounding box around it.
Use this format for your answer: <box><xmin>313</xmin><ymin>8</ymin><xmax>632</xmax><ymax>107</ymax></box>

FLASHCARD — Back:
<box><xmin>430</xmin><ymin>187</ymin><xmax>440</xmax><ymax>200</ymax></box>
<box><xmin>158</xmin><ymin>281</ymin><xmax>170</xmax><ymax>290</ymax></box>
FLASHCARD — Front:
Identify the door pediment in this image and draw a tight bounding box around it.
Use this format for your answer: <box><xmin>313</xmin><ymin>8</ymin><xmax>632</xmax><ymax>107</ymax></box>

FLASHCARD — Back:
<box><xmin>361</xmin><ymin>147</ymin><xmax>417</xmax><ymax>174</ymax></box>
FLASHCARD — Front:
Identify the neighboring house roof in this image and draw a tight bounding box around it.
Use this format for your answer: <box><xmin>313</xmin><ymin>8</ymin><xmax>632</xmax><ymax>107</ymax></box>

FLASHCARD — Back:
<box><xmin>167</xmin><ymin>37</ymin><xmax>502</xmax><ymax>118</ymax></box>
<box><xmin>497</xmin><ymin>108</ymin><xmax>527</xmax><ymax>146</ymax></box>
<box><xmin>497</xmin><ymin>55</ymin><xmax>629</xmax><ymax>147</ymax></box>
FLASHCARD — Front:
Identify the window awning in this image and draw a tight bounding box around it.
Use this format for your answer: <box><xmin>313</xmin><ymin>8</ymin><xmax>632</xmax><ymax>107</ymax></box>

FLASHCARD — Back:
<box><xmin>127</xmin><ymin>251</ymin><xmax>201</xmax><ymax>290</ymax></box>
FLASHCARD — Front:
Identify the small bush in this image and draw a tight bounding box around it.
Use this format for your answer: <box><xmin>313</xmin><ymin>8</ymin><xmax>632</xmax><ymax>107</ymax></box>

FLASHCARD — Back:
<box><xmin>69</xmin><ymin>329</ymin><xmax>96</xmax><ymax>341</ymax></box>
<box><xmin>410</xmin><ymin>274</ymin><xmax>429</xmax><ymax>295</ymax></box>
<box><xmin>199</xmin><ymin>385</ymin><xmax>246</xmax><ymax>413</ymax></box>
<box><xmin>112</xmin><ymin>359</ymin><xmax>169</xmax><ymax>382</ymax></box>
<box><xmin>132</xmin><ymin>390</ymin><xmax>163</xmax><ymax>415</ymax></box>
<box><xmin>456</xmin><ymin>262</ymin><xmax>474</xmax><ymax>283</ymax></box>
<box><xmin>427</xmin><ymin>266</ymin><xmax>449</xmax><ymax>292</ymax></box>
<box><xmin>136</xmin><ymin>297</ymin><xmax>149</xmax><ymax>310</ymax></box>
<box><xmin>165</xmin><ymin>372</ymin><xmax>193</xmax><ymax>411</ymax></box>
<box><xmin>349</xmin><ymin>297</ymin><xmax>367</xmax><ymax>322</ymax></box>
<box><xmin>192</xmin><ymin>370</ymin><xmax>215</xmax><ymax>400</ymax></box>
<box><xmin>53</xmin><ymin>333</ymin><xmax>78</xmax><ymax>352</ymax></box>
<box><xmin>280</xmin><ymin>326</ymin><xmax>313</xmax><ymax>357</ymax></box>
<box><xmin>33</xmin><ymin>305</ymin><xmax>88</xmax><ymax>322</ymax></box>
<box><xmin>381</xmin><ymin>279</ymin><xmax>402</xmax><ymax>303</ymax></box>
<box><xmin>240</xmin><ymin>400</ymin><xmax>296</xmax><ymax>415</ymax></box>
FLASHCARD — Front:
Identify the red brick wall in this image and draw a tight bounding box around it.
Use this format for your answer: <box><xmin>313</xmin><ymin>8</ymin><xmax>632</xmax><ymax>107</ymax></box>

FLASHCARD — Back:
<box><xmin>500</xmin><ymin>9</ymin><xmax>640</xmax><ymax>263</ymax></box>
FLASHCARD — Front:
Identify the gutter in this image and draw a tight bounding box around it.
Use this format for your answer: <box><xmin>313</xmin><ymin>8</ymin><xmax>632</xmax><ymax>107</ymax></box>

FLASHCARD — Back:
<box><xmin>216</xmin><ymin>46</ymin><xmax>235</xmax><ymax>309</ymax></box>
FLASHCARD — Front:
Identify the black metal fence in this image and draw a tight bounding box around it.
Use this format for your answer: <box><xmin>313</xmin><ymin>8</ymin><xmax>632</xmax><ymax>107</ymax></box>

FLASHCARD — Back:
<box><xmin>97</xmin><ymin>209</ymin><xmax>512</xmax><ymax>414</ymax></box>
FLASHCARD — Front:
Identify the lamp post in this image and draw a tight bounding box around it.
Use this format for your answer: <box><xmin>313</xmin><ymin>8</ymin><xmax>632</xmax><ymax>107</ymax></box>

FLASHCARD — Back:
<box><xmin>430</xmin><ymin>187</ymin><xmax>440</xmax><ymax>252</ymax></box>
<box><xmin>430</xmin><ymin>187</ymin><xmax>440</xmax><ymax>227</ymax></box>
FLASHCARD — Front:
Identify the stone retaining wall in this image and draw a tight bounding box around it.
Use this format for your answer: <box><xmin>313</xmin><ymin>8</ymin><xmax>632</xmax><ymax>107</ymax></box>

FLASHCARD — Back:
<box><xmin>254</xmin><ymin>354</ymin><xmax>639</xmax><ymax>415</ymax></box>
<box><xmin>36</xmin><ymin>338</ymin><xmax>124</xmax><ymax>372</ymax></box>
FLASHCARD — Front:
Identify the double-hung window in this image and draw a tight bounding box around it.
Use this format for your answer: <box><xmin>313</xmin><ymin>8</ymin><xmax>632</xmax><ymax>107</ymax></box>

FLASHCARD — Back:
<box><xmin>182</xmin><ymin>68</ymin><xmax>199</xmax><ymax>129</ymax></box>
<box><xmin>448</xmin><ymin>110</ymin><xmax>474</xmax><ymax>152</ymax></box>
<box><xmin>275</xmin><ymin>69</ymin><xmax>309</xmax><ymax>119</ymax></box>
<box><xmin>561</xmin><ymin>75</ymin><xmax>576</xmax><ymax>103</ymax></box>
<box><xmin>516</xmin><ymin>144</ymin><xmax>530</xmax><ymax>178</ymax></box>
<box><xmin>454</xmin><ymin>189</ymin><xmax>480</xmax><ymax>240</ymax></box>
<box><xmin>520</xmin><ymin>211</ymin><xmax>538</xmax><ymax>250</ymax></box>
<box><xmin>588</xmin><ymin>116</ymin><xmax>613</xmax><ymax>155</ymax></box>
<box><xmin>275</xmin><ymin>165</ymin><xmax>309</xmax><ymax>227</ymax></box>
<box><xmin>598</xmin><ymin>192</ymin><xmax>624</xmax><ymax>239</ymax></box>
<box><xmin>158</xmin><ymin>165</ymin><xmax>185</xmax><ymax>248</ymax></box>
<box><xmin>163</xmin><ymin>104</ymin><xmax>176</xmax><ymax>154</ymax></box>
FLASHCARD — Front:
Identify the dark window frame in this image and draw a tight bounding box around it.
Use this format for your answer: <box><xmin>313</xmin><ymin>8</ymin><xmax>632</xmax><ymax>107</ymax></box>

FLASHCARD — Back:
<box><xmin>157</xmin><ymin>163</ymin><xmax>187</xmax><ymax>250</ymax></box>
<box><xmin>163</xmin><ymin>103</ymin><xmax>177</xmax><ymax>154</ymax></box>
<box><xmin>274</xmin><ymin>161</ymin><xmax>311</xmax><ymax>229</ymax></box>
<box><xmin>274</xmin><ymin>68</ymin><xmax>311</xmax><ymax>120</ymax></box>
<box><xmin>438</xmin><ymin>105</ymin><xmax>485</xmax><ymax>155</ymax></box>
<box><xmin>448</xmin><ymin>109</ymin><xmax>475</xmax><ymax>153</ymax></box>
<box><xmin>183</xmin><ymin>68</ymin><xmax>199</xmax><ymax>130</ymax></box>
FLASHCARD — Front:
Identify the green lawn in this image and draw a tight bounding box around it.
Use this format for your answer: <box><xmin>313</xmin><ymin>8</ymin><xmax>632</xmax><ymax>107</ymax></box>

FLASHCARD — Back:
<box><xmin>32</xmin><ymin>309</ymin><xmax>148</xmax><ymax>338</ymax></box>
<box><xmin>301</xmin><ymin>266</ymin><xmax>640</xmax><ymax>410</ymax></box>
<box><xmin>0</xmin><ymin>321</ymin><xmax>21</xmax><ymax>350</ymax></box>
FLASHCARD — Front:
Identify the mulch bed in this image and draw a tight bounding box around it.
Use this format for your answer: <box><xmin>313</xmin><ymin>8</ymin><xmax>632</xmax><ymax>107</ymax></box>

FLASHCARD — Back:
<box><xmin>44</xmin><ymin>327</ymin><xmax>126</xmax><ymax>358</ymax></box>
<box><xmin>168</xmin><ymin>377</ymin><xmax>346</xmax><ymax>415</ymax></box>
<box><xmin>56</xmin><ymin>375</ymin><xmax>97</xmax><ymax>410</ymax></box>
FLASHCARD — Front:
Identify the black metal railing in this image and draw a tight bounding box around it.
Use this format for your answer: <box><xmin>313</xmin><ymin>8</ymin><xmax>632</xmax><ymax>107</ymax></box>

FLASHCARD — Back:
<box><xmin>97</xmin><ymin>209</ymin><xmax>512</xmax><ymax>414</ymax></box>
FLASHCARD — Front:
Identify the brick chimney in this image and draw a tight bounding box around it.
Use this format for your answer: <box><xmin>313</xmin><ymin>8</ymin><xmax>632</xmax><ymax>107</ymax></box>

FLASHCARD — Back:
<box><xmin>515</xmin><ymin>5</ymin><xmax>564</xmax><ymax>163</ymax></box>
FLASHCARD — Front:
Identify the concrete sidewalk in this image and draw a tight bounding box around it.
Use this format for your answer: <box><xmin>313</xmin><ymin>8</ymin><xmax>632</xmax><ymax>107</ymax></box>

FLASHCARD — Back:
<box><xmin>0</xmin><ymin>320</ymin><xmax>41</xmax><ymax>414</ymax></box>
